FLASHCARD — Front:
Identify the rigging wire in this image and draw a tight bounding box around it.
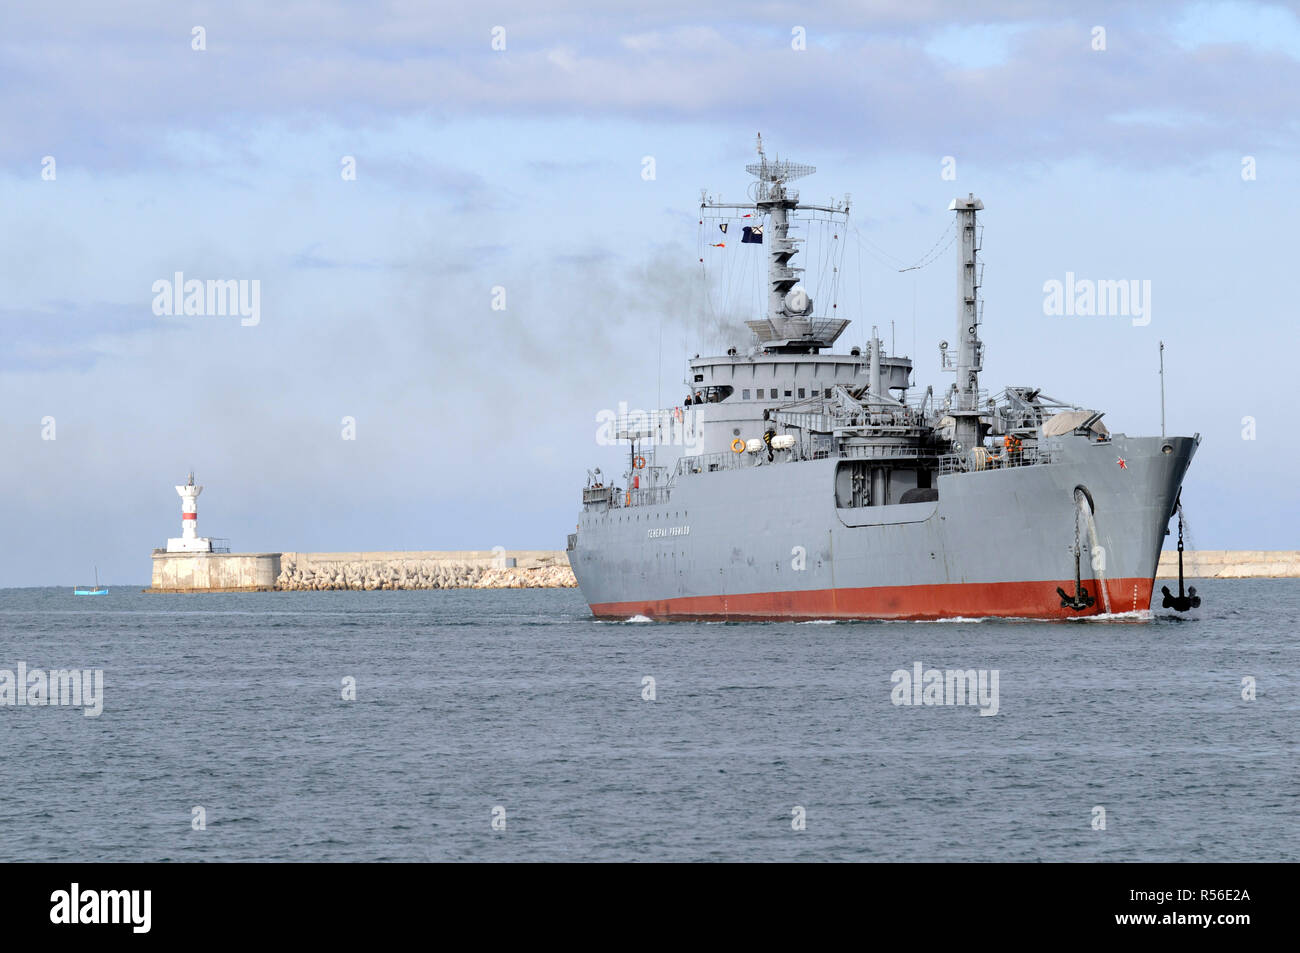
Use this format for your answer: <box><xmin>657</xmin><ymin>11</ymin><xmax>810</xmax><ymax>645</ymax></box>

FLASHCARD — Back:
<box><xmin>856</xmin><ymin>229</ymin><xmax>865</xmax><ymax>326</ymax></box>
<box><xmin>897</xmin><ymin>220</ymin><xmax>957</xmax><ymax>273</ymax></box>
<box><xmin>828</xmin><ymin>222</ymin><xmax>845</xmax><ymax>315</ymax></box>
<box><xmin>850</xmin><ymin>225</ymin><xmax>907</xmax><ymax>271</ymax></box>
<box><xmin>812</xmin><ymin>218</ymin><xmax>831</xmax><ymax>313</ymax></box>
<box><xmin>856</xmin><ymin>226</ymin><xmax>907</xmax><ymax>269</ymax></box>
<box><xmin>702</xmin><ymin>207</ymin><xmax>867</xmax><ymax>333</ymax></box>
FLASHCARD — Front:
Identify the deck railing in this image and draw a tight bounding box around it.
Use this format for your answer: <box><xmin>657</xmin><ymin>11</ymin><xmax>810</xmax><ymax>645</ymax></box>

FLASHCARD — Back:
<box><xmin>938</xmin><ymin>445</ymin><xmax>1058</xmax><ymax>475</ymax></box>
<box><xmin>838</xmin><ymin>442</ymin><xmax>938</xmax><ymax>462</ymax></box>
<box><xmin>676</xmin><ymin>451</ymin><xmax>749</xmax><ymax>476</ymax></box>
<box><xmin>587</xmin><ymin>437</ymin><xmax>1063</xmax><ymax>514</ymax></box>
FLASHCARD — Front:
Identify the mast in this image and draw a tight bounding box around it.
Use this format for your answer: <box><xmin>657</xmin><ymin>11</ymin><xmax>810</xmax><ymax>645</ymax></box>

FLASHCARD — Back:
<box><xmin>869</xmin><ymin>326</ymin><xmax>882</xmax><ymax>396</ymax></box>
<box><xmin>1159</xmin><ymin>340</ymin><xmax>1166</xmax><ymax>437</ymax></box>
<box><xmin>699</xmin><ymin>134</ymin><xmax>850</xmax><ymax>353</ymax></box>
<box><xmin>750</xmin><ymin>134</ymin><xmax>811</xmax><ymax>326</ymax></box>
<box><xmin>948</xmin><ymin>193</ymin><xmax>984</xmax><ymax>454</ymax></box>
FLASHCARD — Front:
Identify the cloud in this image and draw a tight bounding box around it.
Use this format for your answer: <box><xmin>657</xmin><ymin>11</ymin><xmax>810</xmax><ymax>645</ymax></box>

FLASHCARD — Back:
<box><xmin>291</xmin><ymin>244</ymin><xmax>388</xmax><ymax>271</ymax></box>
<box><xmin>0</xmin><ymin>301</ymin><xmax>172</xmax><ymax>372</ymax></box>
<box><xmin>4</xmin><ymin>2</ymin><xmax>1300</xmax><ymax>172</ymax></box>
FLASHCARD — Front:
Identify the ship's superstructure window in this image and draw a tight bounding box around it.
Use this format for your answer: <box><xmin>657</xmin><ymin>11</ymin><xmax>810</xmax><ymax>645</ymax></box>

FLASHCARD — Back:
<box><xmin>824</xmin><ymin>388</ymin><xmax>832</xmax><ymax>397</ymax></box>
<box><xmin>784</xmin><ymin>389</ymin><xmax>792</xmax><ymax>397</ymax></box>
<box><xmin>690</xmin><ymin>385</ymin><xmax>733</xmax><ymax>403</ymax></box>
<box><xmin>742</xmin><ymin>389</ymin><xmax>751</xmax><ymax>399</ymax></box>
<box><xmin>798</xmin><ymin>388</ymin><xmax>806</xmax><ymax>398</ymax></box>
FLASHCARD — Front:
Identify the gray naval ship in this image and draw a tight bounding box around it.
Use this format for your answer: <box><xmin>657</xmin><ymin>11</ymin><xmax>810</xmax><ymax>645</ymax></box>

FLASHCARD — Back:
<box><xmin>568</xmin><ymin>139</ymin><xmax>1199</xmax><ymax>620</ymax></box>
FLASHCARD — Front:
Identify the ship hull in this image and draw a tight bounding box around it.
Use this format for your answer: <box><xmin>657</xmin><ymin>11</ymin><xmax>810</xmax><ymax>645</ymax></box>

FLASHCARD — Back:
<box><xmin>568</xmin><ymin>433</ymin><xmax>1197</xmax><ymax>621</ymax></box>
<box><xmin>584</xmin><ymin>576</ymin><xmax>1156</xmax><ymax>621</ymax></box>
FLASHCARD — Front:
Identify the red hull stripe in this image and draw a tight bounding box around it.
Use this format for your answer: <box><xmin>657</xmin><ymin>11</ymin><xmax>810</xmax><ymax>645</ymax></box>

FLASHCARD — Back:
<box><xmin>589</xmin><ymin>576</ymin><xmax>1154</xmax><ymax>621</ymax></box>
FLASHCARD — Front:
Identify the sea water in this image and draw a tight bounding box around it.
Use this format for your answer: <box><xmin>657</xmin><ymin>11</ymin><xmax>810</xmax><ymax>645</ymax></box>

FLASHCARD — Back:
<box><xmin>0</xmin><ymin>581</ymin><xmax>1294</xmax><ymax>861</ymax></box>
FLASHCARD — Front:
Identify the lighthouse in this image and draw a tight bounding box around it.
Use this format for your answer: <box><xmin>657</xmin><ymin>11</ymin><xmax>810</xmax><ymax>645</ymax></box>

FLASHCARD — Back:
<box><xmin>150</xmin><ymin>471</ymin><xmax>280</xmax><ymax>592</ymax></box>
<box><xmin>166</xmin><ymin>472</ymin><xmax>212</xmax><ymax>553</ymax></box>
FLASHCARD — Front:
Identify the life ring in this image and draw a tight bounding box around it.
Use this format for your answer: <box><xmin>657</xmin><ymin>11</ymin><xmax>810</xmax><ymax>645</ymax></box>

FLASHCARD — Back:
<box><xmin>731</xmin><ymin>438</ymin><xmax>746</xmax><ymax>453</ymax></box>
<box><xmin>633</xmin><ymin>456</ymin><xmax>646</xmax><ymax>469</ymax></box>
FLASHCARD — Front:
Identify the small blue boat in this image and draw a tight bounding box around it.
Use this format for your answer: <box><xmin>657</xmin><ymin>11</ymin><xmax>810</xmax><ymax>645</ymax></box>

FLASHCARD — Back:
<box><xmin>74</xmin><ymin>567</ymin><xmax>108</xmax><ymax>596</ymax></box>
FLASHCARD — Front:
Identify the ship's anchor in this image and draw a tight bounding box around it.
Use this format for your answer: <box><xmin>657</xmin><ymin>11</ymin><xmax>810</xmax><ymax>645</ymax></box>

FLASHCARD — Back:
<box><xmin>1057</xmin><ymin>498</ymin><xmax>1095</xmax><ymax>611</ymax></box>
<box><xmin>1161</xmin><ymin>494</ymin><xmax>1201</xmax><ymax>612</ymax></box>
<box><xmin>1057</xmin><ymin>549</ymin><xmax>1095</xmax><ymax>610</ymax></box>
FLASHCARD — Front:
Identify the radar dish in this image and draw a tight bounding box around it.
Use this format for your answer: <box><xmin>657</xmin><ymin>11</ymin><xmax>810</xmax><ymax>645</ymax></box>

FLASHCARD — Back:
<box><xmin>745</xmin><ymin>151</ymin><xmax>815</xmax><ymax>202</ymax></box>
<box><xmin>745</xmin><ymin>160</ymin><xmax>816</xmax><ymax>184</ymax></box>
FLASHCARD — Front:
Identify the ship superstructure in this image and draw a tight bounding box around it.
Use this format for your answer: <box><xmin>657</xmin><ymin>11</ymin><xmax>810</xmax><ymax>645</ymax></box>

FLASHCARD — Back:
<box><xmin>567</xmin><ymin>138</ymin><xmax>1198</xmax><ymax>620</ymax></box>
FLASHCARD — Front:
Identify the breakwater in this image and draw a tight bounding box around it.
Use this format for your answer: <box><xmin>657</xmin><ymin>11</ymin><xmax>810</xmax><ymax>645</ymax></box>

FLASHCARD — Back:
<box><xmin>151</xmin><ymin>549</ymin><xmax>1297</xmax><ymax>594</ymax></box>
<box><xmin>275</xmin><ymin>551</ymin><xmax>577</xmax><ymax>591</ymax></box>
<box><xmin>1156</xmin><ymin>550</ymin><xmax>1300</xmax><ymax>579</ymax></box>
<box><xmin>275</xmin><ymin>549</ymin><xmax>1296</xmax><ymax>591</ymax></box>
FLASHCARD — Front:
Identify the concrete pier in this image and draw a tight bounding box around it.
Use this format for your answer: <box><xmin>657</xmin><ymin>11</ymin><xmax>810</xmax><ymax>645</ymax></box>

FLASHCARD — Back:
<box><xmin>149</xmin><ymin>551</ymin><xmax>282</xmax><ymax>592</ymax></box>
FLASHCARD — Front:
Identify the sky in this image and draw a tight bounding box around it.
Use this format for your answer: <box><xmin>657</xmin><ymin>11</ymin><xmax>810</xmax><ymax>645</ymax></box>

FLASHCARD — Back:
<box><xmin>2</xmin><ymin>0</ymin><xmax>1298</xmax><ymax>586</ymax></box>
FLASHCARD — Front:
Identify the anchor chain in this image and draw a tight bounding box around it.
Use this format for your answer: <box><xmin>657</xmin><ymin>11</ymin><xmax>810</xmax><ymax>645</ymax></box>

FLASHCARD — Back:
<box><xmin>1161</xmin><ymin>495</ymin><xmax>1201</xmax><ymax>611</ymax></box>
<box><xmin>1058</xmin><ymin>491</ymin><xmax>1096</xmax><ymax>611</ymax></box>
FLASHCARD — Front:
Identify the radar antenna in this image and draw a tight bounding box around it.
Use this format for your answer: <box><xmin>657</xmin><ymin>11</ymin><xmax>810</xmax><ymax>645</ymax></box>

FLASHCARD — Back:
<box><xmin>745</xmin><ymin>132</ymin><xmax>815</xmax><ymax>202</ymax></box>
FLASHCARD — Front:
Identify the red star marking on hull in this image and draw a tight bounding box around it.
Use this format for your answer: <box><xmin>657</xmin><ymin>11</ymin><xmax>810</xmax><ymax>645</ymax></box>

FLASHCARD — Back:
<box><xmin>1116</xmin><ymin>456</ymin><xmax>1127</xmax><ymax>469</ymax></box>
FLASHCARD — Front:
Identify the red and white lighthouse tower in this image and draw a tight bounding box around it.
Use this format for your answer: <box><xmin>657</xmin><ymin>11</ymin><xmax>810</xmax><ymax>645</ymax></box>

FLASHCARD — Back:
<box><xmin>166</xmin><ymin>472</ymin><xmax>212</xmax><ymax>553</ymax></box>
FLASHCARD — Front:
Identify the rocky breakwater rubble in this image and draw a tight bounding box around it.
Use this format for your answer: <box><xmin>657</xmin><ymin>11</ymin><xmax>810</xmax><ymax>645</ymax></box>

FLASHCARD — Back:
<box><xmin>276</xmin><ymin>551</ymin><xmax>577</xmax><ymax>591</ymax></box>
